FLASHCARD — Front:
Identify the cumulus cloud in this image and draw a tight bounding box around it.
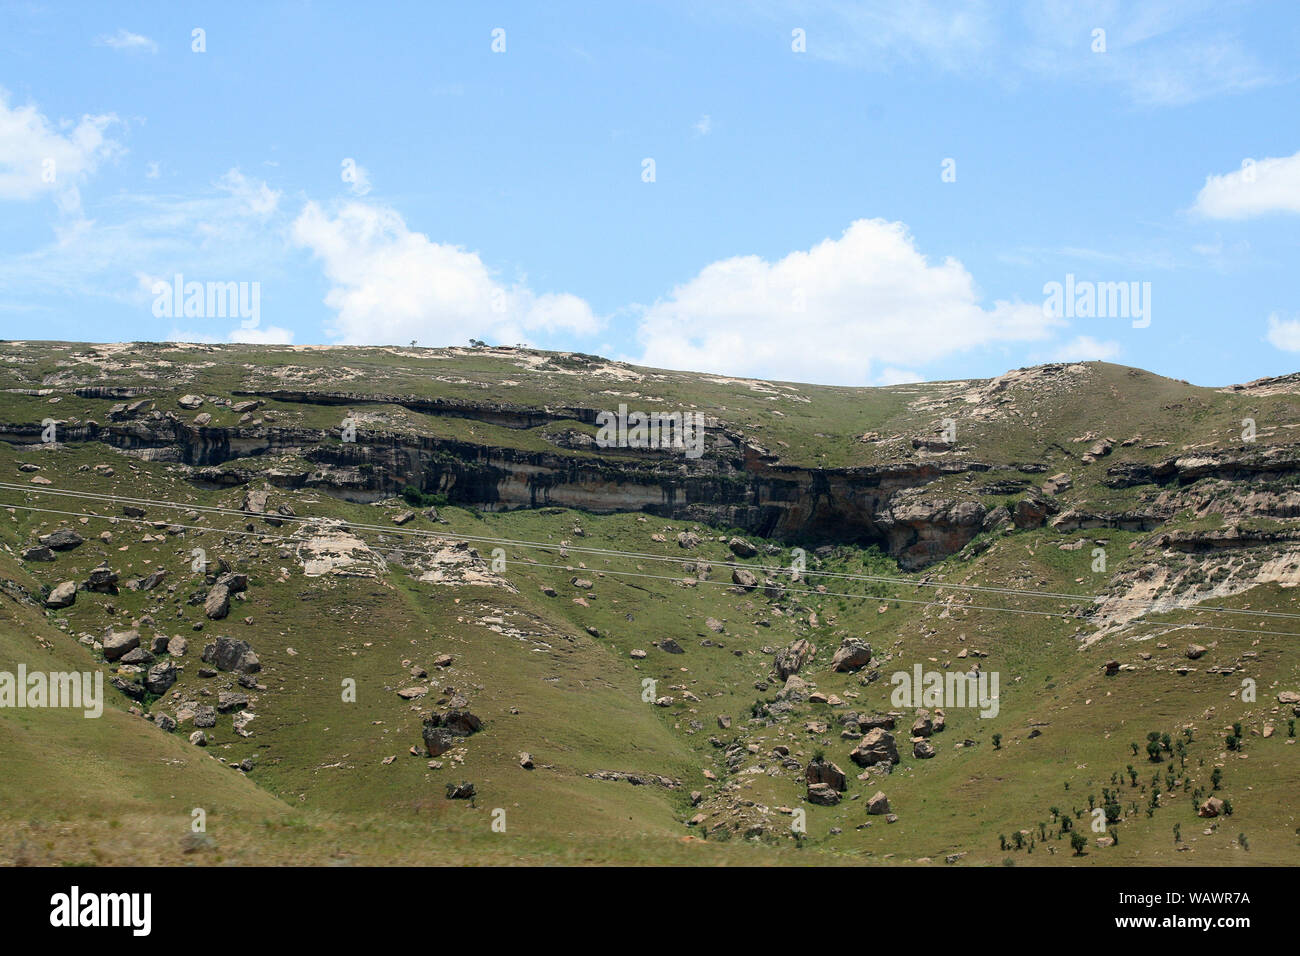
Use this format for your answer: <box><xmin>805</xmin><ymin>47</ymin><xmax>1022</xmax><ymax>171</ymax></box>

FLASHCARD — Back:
<box><xmin>0</xmin><ymin>89</ymin><xmax>123</xmax><ymax>214</ymax></box>
<box><xmin>292</xmin><ymin>200</ymin><xmax>602</xmax><ymax>345</ymax></box>
<box><xmin>167</xmin><ymin>319</ymin><xmax>294</xmax><ymax>346</ymax></box>
<box><xmin>1047</xmin><ymin>335</ymin><xmax>1122</xmax><ymax>362</ymax></box>
<box><xmin>96</xmin><ymin>29</ymin><xmax>158</xmax><ymax>54</ymax></box>
<box><xmin>633</xmin><ymin>218</ymin><xmax>1059</xmax><ymax>385</ymax></box>
<box><xmin>216</xmin><ymin>167</ymin><xmax>280</xmax><ymax>218</ymax></box>
<box><xmin>1192</xmin><ymin>151</ymin><xmax>1300</xmax><ymax>219</ymax></box>
<box><xmin>1265</xmin><ymin>312</ymin><xmax>1300</xmax><ymax>352</ymax></box>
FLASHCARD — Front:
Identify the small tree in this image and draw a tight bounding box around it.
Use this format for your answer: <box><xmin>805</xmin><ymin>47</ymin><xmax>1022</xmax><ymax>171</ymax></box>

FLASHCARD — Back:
<box><xmin>992</xmin><ymin>733</ymin><xmax>1002</xmax><ymax>750</ymax></box>
<box><xmin>1070</xmin><ymin>831</ymin><xmax>1088</xmax><ymax>856</ymax></box>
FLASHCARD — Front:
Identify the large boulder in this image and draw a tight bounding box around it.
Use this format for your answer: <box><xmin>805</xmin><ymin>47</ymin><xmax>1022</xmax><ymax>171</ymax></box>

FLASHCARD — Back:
<box><xmin>45</xmin><ymin>581</ymin><xmax>76</xmax><ymax>609</ymax></box>
<box><xmin>731</xmin><ymin>567</ymin><xmax>758</xmax><ymax>590</ymax></box>
<box><xmin>774</xmin><ymin>639</ymin><xmax>815</xmax><ymax>680</ymax></box>
<box><xmin>21</xmin><ymin>545</ymin><xmax>55</xmax><ymax>562</ymax></box>
<box><xmin>911</xmin><ymin>709</ymin><xmax>934</xmax><ymax>738</ymax></box>
<box><xmin>850</xmin><ymin>728</ymin><xmax>898</xmax><ymax>767</ymax></box>
<box><xmin>806</xmin><ymin>783</ymin><xmax>841</xmax><ymax>806</ymax></box>
<box><xmin>866</xmin><ymin>791</ymin><xmax>891</xmax><ymax>815</ymax></box>
<box><xmin>201</xmin><ymin>636</ymin><xmax>260</xmax><ymax>673</ymax></box>
<box><xmin>102</xmin><ymin>628</ymin><xmax>140</xmax><ymax>662</ymax></box>
<box><xmin>1012</xmin><ymin>495</ymin><xmax>1052</xmax><ymax>530</ymax></box>
<box><xmin>204</xmin><ymin>583</ymin><xmax>231</xmax><ymax>620</ymax></box>
<box><xmin>1198</xmin><ymin>797</ymin><xmax>1225</xmax><ymax>818</ymax></box>
<box><xmin>84</xmin><ymin>566</ymin><xmax>119</xmax><ymax>594</ymax></box>
<box><xmin>422</xmin><ymin>710</ymin><xmax>483</xmax><ymax>756</ymax></box>
<box><xmin>137</xmin><ymin>569</ymin><xmax>168</xmax><ymax>591</ymax></box>
<box><xmin>145</xmin><ymin>661</ymin><xmax>177</xmax><ymax>695</ymax></box>
<box><xmin>804</xmin><ymin>758</ymin><xmax>847</xmax><ymax>792</ymax></box>
<box><xmin>38</xmin><ymin>529</ymin><xmax>84</xmax><ymax>551</ymax></box>
<box><xmin>727</xmin><ymin>537</ymin><xmax>758</xmax><ymax>558</ymax></box>
<box><xmin>831</xmin><ymin>638</ymin><xmax>872</xmax><ymax>672</ymax></box>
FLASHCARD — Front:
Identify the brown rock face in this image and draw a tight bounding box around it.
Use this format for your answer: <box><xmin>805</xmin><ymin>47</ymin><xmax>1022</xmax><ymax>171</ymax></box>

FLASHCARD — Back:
<box><xmin>1198</xmin><ymin>797</ymin><xmax>1225</xmax><ymax>818</ymax></box>
<box><xmin>831</xmin><ymin>638</ymin><xmax>872</xmax><ymax>672</ymax></box>
<box><xmin>774</xmin><ymin>639</ymin><xmax>815</xmax><ymax>680</ymax></box>
<box><xmin>850</xmin><ymin>728</ymin><xmax>898</xmax><ymax>767</ymax></box>
<box><xmin>806</xmin><ymin>783</ymin><xmax>841</xmax><ymax>806</ymax></box>
<box><xmin>804</xmin><ymin>758</ymin><xmax>847</xmax><ymax>792</ymax></box>
<box><xmin>874</xmin><ymin>497</ymin><xmax>987</xmax><ymax>571</ymax></box>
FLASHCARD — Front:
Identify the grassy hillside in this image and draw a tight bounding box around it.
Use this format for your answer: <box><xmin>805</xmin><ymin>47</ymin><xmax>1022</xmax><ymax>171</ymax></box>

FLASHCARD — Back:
<box><xmin>1</xmin><ymin>343</ymin><xmax>1297</xmax><ymax>865</ymax></box>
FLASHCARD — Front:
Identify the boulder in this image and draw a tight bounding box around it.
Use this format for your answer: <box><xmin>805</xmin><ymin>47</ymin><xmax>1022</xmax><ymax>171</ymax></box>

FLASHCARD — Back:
<box><xmin>44</xmin><ymin>581</ymin><xmax>76</xmax><ymax>609</ymax></box>
<box><xmin>913</xmin><ymin>739</ymin><xmax>936</xmax><ymax>759</ymax></box>
<box><xmin>201</xmin><ymin>636</ymin><xmax>260</xmax><ymax>673</ymax></box>
<box><xmin>911</xmin><ymin>710</ymin><xmax>934</xmax><ymax>738</ymax></box>
<box><xmin>731</xmin><ymin>567</ymin><xmax>759</xmax><ymax>590</ymax></box>
<box><xmin>21</xmin><ymin>546</ymin><xmax>55</xmax><ymax>562</ymax></box>
<box><xmin>145</xmin><ymin>661</ymin><xmax>177</xmax><ymax>695</ymax></box>
<box><xmin>866</xmin><ymin>791</ymin><xmax>891</xmax><ymax>815</ymax></box>
<box><xmin>102</xmin><ymin>628</ymin><xmax>140</xmax><ymax>662</ymax></box>
<box><xmin>204</xmin><ymin>583</ymin><xmax>231</xmax><ymax>620</ymax></box>
<box><xmin>137</xmin><ymin>569</ymin><xmax>168</xmax><ymax>591</ymax></box>
<box><xmin>85</xmin><ymin>566</ymin><xmax>119</xmax><ymax>593</ymax></box>
<box><xmin>774</xmin><ymin>638</ymin><xmax>815</xmax><ymax>680</ymax></box>
<box><xmin>831</xmin><ymin>638</ymin><xmax>872</xmax><ymax>672</ymax></box>
<box><xmin>38</xmin><ymin>529</ymin><xmax>84</xmax><ymax>551</ymax></box>
<box><xmin>806</xmin><ymin>783</ymin><xmax>841</xmax><ymax>806</ymax></box>
<box><xmin>804</xmin><ymin>758</ymin><xmax>847</xmax><ymax>792</ymax></box>
<box><xmin>728</xmin><ymin>537</ymin><xmax>758</xmax><ymax>558</ymax></box>
<box><xmin>217</xmin><ymin>690</ymin><xmax>249</xmax><ymax>713</ymax></box>
<box><xmin>850</xmin><ymin>728</ymin><xmax>898</xmax><ymax>767</ymax></box>
<box><xmin>1186</xmin><ymin>644</ymin><xmax>1208</xmax><ymax>660</ymax></box>
<box><xmin>1198</xmin><ymin>797</ymin><xmax>1225</xmax><ymax>818</ymax></box>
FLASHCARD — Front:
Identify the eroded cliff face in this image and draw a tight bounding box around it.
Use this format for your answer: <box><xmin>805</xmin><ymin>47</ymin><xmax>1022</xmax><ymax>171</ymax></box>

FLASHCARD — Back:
<box><xmin>0</xmin><ymin>406</ymin><xmax>1012</xmax><ymax>566</ymax></box>
<box><xmin>6</xmin><ymin>392</ymin><xmax>1298</xmax><ymax>569</ymax></box>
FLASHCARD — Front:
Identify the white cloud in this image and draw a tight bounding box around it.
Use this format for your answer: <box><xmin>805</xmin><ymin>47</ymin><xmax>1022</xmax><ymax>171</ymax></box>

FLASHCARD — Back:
<box><xmin>291</xmin><ymin>201</ymin><xmax>602</xmax><ymax>345</ymax></box>
<box><xmin>216</xmin><ymin>167</ymin><xmax>280</xmax><ymax>218</ymax></box>
<box><xmin>1022</xmin><ymin>1</ymin><xmax>1274</xmax><ymax>106</ymax></box>
<box><xmin>0</xmin><ymin>89</ymin><xmax>123</xmax><ymax>214</ymax></box>
<box><xmin>634</xmin><ymin>218</ymin><xmax>1059</xmax><ymax>385</ymax></box>
<box><xmin>145</xmin><ymin>161</ymin><xmax>160</xmax><ymax>180</ymax></box>
<box><xmin>0</xmin><ymin>167</ymin><xmax>284</xmax><ymax>304</ymax></box>
<box><xmin>746</xmin><ymin>1</ymin><xmax>1273</xmax><ymax>106</ymax></box>
<box><xmin>1047</xmin><ymin>335</ymin><xmax>1122</xmax><ymax>362</ymax></box>
<box><xmin>1192</xmin><ymin>151</ymin><xmax>1300</xmax><ymax>220</ymax></box>
<box><xmin>875</xmin><ymin>367</ymin><xmax>922</xmax><ymax>386</ymax></box>
<box><xmin>693</xmin><ymin>115</ymin><xmax>712</xmax><ymax>136</ymax></box>
<box><xmin>167</xmin><ymin>321</ymin><xmax>295</xmax><ymax>346</ymax></box>
<box><xmin>97</xmin><ymin>29</ymin><xmax>158</xmax><ymax>54</ymax></box>
<box><xmin>1265</xmin><ymin>313</ymin><xmax>1300</xmax><ymax>352</ymax></box>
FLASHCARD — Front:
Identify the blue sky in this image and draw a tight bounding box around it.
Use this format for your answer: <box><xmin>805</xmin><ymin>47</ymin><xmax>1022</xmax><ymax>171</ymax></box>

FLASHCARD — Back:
<box><xmin>1</xmin><ymin>0</ymin><xmax>1298</xmax><ymax>387</ymax></box>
